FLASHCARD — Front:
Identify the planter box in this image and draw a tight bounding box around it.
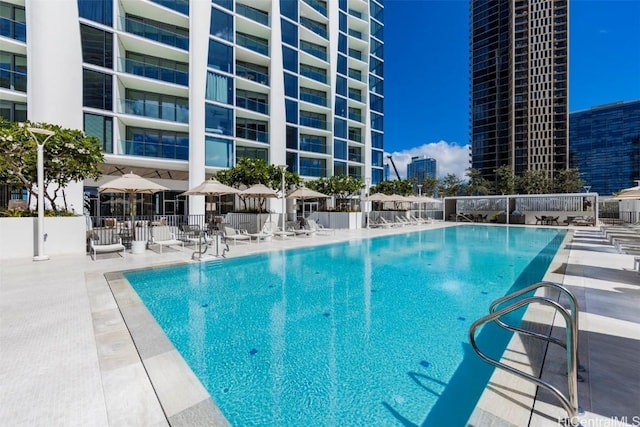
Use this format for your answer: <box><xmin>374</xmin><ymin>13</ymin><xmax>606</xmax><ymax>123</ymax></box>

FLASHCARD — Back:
<box><xmin>0</xmin><ymin>216</ymin><xmax>87</xmax><ymax>260</ymax></box>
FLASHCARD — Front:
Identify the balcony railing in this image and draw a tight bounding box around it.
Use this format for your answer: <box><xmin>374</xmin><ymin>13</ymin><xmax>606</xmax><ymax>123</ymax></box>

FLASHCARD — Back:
<box><xmin>300</xmin><ymin>139</ymin><xmax>327</xmax><ymax>154</ymax></box>
<box><xmin>119</xmin><ymin>138</ymin><xmax>189</xmax><ymax>160</ymax></box>
<box><xmin>236</xmin><ymin>32</ymin><xmax>268</xmax><ymax>56</ymax></box>
<box><xmin>300</xmin><ymin>115</ymin><xmax>327</xmax><ymax>130</ymax></box>
<box><xmin>300</xmin><ymin>17</ymin><xmax>327</xmax><ymax>38</ymax></box>
<box><xmin>348</xmin><ymin>112</ymin><xmax>363</xmax><ymax>122</ymax></box>
<box><xmin>236</xmin><ymin>125</ymin><xmax>269</xmax><ymax>143</ymax></box>
<box><xmin>236</xmin><ymin>63</ymin><xmax>269</xmax><ymax>85</ymax></box>
<box><xmin>300</xmin><ymin>92</ymin><xmax>328</xmax><ymax>107</ymax></box>
<box><xmin>0</xmin><ymin>69</ymin><xmax>27</xmax><ymax>92</ymax></box>
<box><xmin>301</xmin><ymin>41</ymin><xmax>327</xmax><ymax>61</ymax></box>
<box><xmin>303</xmin><ymin>0</ymin><xmax>327</xmax><ymax>17</ymax></box>
<box><xmin>236</xmin><ymin>3</ymin><xmax>269</xmax><ymax>26</ymax></box>
<box><xmin>149</xmin><ymin>0</ymin><xmax>189</xmax><ymax>15</ymax></box>
<box><xmin>119</xmin><ymin>58</ymin><xmax>188</xmax><ymax>86</ymax></box>
<box><xmin>121</xmin><ymin>16</ymin><xmax>188</xmax><ymax>50</ymax></box>
<box><xmin>348</xmin><ymin>91</ymin><xmax>363</xmax><ymax>102</ymax></box>
<box><xmin>299</xmin><ymin>165</ymin><xmax>327</xmax><ymax>177</ymax></box>
<box><xmin>235</xmin><ymin>96</ymin><xmax>268</xmax><ymax>115</ymax></box>
<box><xmin>348</xmin><ymin>69</ymin><xmax>362</xmax><ymax>81</ymax></box>
<box><xmin>300</xmin><ymin>67</ymin><xmax>327</xmax><ymax>84</ymax></box>
<box><xmin>0</xmin><ymin>17</ymin><xmax>26</xmax><ymax>42</ymax></box>
<box><xmin>121</xmin><ymin>99</ymin><xmax>189</xmax><ymax>123</ymax></box>
<box><xmin>348</xmin><ymin>29</ymin><xmax>363</xmax><ymax>40</ymax></box>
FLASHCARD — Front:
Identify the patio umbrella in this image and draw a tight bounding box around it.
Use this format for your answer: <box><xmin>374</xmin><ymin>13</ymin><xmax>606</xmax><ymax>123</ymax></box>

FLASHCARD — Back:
<box><xmin>615</xmin><ymin>185</ymin><xmax>640</xmax><ymax>200</ymax></box>
<box><xmin>181</xmin><ymin>179</ymin><xmax>240</xmax><ymax>223</ymax></box>
<box><xmin>98</xmin><ymin>172</ymin><xmax>168</xmax><ymax>240</ymax></box>
<box><xmin>286</xmin><ymin>186</ymin><xmax>330</xmax><ymax>218</ymax></box>
<box><xmin>241</xmin><ymin>183</ymin><xmax>279</xmax><ymax>228</ymax></box>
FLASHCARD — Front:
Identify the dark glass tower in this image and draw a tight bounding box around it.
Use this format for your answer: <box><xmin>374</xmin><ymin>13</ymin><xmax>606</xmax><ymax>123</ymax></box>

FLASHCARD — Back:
<box><xmin>470</xmin><ymin>0</ymin><xmax>569</xmax><ymax>190</ymax></box>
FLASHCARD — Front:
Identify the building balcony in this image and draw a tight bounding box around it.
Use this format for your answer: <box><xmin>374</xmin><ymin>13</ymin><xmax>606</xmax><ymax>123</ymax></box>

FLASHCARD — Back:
<box><xmin>236</xmin><ymin>3</ymin><xmax>269</xmax><ymax>26</ymax></box>
<box><xmin>119</xmin><ymin>58</ymin><xmax>188</xmax><ymax>86</ymax></box>
<box><xmin>119</xmin><ymin>138</ymin><xmax>188</xmax><ymax>160</ymax></box>
<box><xmin>236</xmin><ymin>63</ymin><xmax>269</xmax><ymax>86</ymax></box>
<box><xmin>0</xmin><ymin>69</ymin><xmax>27</xmax><ymax>92</ymax></box>
<box><xmin>236</xmin><ymin>95</ymin><xmax>269</xmax><ymax>115</ymax></box>
<box><xmin>0</xmin><ymin>17</ymin><xmax>26</xmax><ymax>42</ymax></box>
<box><xmin>300</xmin><ymin>67</ymin><xmax>327</xmax><ymax>85</ymax></box>
<box><xmin>236</xmin><ymin>124</ymin><xmax>269</xmax><ymax>143</ymax></box>
<box><xmin>302</xmin><ymin>0</ymin><xmax>327</xmax><ymax>17</ymax></box>
<box><xmin>300</xmin><ymin>115</ymin><xmax>328</xmax><ymax>130</ymax></box>
<box><xmin>120</xmin><ymin>99</ymin><xmax>189</xmax><ymax>123</ymax></box>
<box><xmin>300</xmin><ymin>17</ymin><xmax>327</xmax><ymax>39</ymax></box>
<box><xmin>149</xmin><ymin>0</ymin><xmax>189</xmax><ymax>15</ymax></box>
<box><xmin>300</xmin><ymin>138</ymin><xmax>328</xmax><ymax>154</ymax></box>
<box><xmin>300</xmin><ymin>92</ymin><xmax>328</xmax><ymax>107</ymax></box>
<box><xmin>300</xmin><ymin>41</ymin><xmax>327</xmax><ymax>62</ymax></box>
<box><xmin>120</xmin><ymin>16</ymin><xmax>188</xmax><ymax>50</ymax></box>
<box><xmin>236</xmin><ymin>32</ymin><xmax>269</xmax><ymax>56</ymax></box>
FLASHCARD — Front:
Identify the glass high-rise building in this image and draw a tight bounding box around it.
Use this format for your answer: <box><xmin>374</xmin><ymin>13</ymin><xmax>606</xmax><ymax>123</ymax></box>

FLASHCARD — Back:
<box><xmin>407</xmin><ymin>156</ymin><xmax>436</xmax><ymax>184</ymax></box>
<box><xmin>1</xmin><ymin>0</ymin><xmax>385</xmax><ymax>215</ymax></box>
<box><xmin>469</xmin><ymin>0</ymin><xmax>569</xmax><ymax>190</ymax></box>
<box><xmin>569</xmin><ymin>100</ymin><xmax>640</xmax><ymax>196</ymax></box>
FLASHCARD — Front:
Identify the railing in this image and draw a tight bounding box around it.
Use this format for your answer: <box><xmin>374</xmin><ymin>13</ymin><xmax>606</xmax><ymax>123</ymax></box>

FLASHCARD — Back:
<box><xmin>300</xmin><ymin>41</ymin><xmax>327</xmax><ymax>61</ymax></box>
<box><xmin>469</xmin><ymin>282</ymin><xmax>582</xmax><ymax>426</ymax></box>
<box><xmin>0</xmin><ymin>17</ymin><xmax>27</xmax><ymax>42</ymax></box>
<box><xmin>300</xmin><ymin>67</ymin><xmax>327</xmax><ymax>84</ymax></box>
<box><xmin>300</xmin><ymin>17</ymin><xmax>327</xmax><ymax>38</ymax></box>
<box><xmin>119</xmin><ymin>58</ymin><xmax>188</xmax><ymax>86</ymax></box>
<box><xmin>118</xmin><ymin>139</ymin><xmax>189</xmax><ymax>160</ymax></box>
<box><xmin>302</xmin><ymin>0</ymin><xmax>327</xmax><ymax>17</ymax></box>
<box><xmin>121</xmin><ymin>16</ymin><xmax>188</xmax><ymax>50</ymax></box>
<box><xmin>235</xmin><ymin>95</ymin><xmax>268</xmax><ymax>114</ymax></box>
<box><xmin>236</xmin><ymin>3</ymin><xmax>269</xmax><ymax>26</ymax></box>
<box><xmin>120</xmin><ymin>98</ymin><xmax>189</xmax><ymax>123</ymax></box>
<box><xmin>236</xmin><ymin>32</ymin><xmax>268</xmax><ymax>56</ymax></box>
<box><xmin>0</xmin><ymin>69</ymin><xmax>27</xmax><ymax>92</ymax></box>
<box><xmin>300</xmin><ymin>115</ymin><xmax>328</xmax><ymax>130</ymax></box>
<box><xmin>236</xmin><ymin>124</ymin><xmax>269</xmax><ymax>143</ymax></box>
<box><xmin>149</xmin><ymin>0</ymin><xmax>189</xmax><ymax>15</ymax></box>
<box><xmin>300</xmin><ymin>91</ymin><xmax>328</xmax><ymax>107</ymax></box>
<box><xmin>236</xmin><ymin>63</ymin><xmax>269</xmax><ymax>85</ymax></box>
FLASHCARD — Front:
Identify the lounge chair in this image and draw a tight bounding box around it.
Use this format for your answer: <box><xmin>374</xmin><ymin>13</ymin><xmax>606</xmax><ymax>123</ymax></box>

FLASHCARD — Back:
<box><xmin>249</xmin><ymin>221</ymin><xmax>275</xmax><ymax>242</ymax></box>
<box><xmin>89</xmin><ymin>234</ymin><xmax>125</xmax><ymax>261</ymax></box>
<box><xmin>288</xmin><ymin>220</ymin><xmax>315</xmax><ymax>237</ymax></box>
<box><xmin>306</xmin><ymin>219</ymin><xmax>334</xmax><ymax>235</ymax></box>
<box><xmin>369</xmin><ymin>217</ymin><xmax>393</xmax><ymax>228</ymax></box>
<box><xmin>150</xmin><ymin>225</ymin><xmax>184</xmax><ymax>254</ymax></box>
<box><xmin>223</xmin><ymin>226</ymin><xmax>251</xmax><ymax>245</ymax></box>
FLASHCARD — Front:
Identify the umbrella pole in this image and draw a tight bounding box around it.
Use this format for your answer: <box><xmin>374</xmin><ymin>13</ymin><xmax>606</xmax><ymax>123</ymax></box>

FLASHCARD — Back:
<box><xmin>130</xmin><ymin>193</ymin><xmax>136</xmax><ymax>241</ymax></box>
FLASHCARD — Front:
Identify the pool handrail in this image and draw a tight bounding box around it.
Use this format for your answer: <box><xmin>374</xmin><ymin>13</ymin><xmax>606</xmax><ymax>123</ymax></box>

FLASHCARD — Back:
<box><xmin>469</xmin><ymin>295</ymin><xmax>581</xmax><ymax>426</ymax></box>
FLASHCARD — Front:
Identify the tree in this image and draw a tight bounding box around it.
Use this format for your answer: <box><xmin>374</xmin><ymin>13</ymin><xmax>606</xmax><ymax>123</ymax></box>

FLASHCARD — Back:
<box><xmin>418</xmin><ymin>176</ymin><xmax>439</xmax><ymax>197</ymax></box>
<box><xmin>494</xmin><ymin>164</ymin><xmax>516</xmax><ymax>195</ymax></box>
<box><xmin>307</xmin><ymin>175</ymin><xmax>363</xmax><ymax>211</ymax></box>
<box><xmin>214</xmin><ymin>158</ymin><xmax>301</xmax><ymax>211</ymax></box>
<box><xmin>516</xmin><ymin>169</ymin><xmax>552</xmax><ymax>194</ymax></box>
<box><xmin>465</xmin><ymin>168</ymin><xmax>492</xmax><ymax>196</ymax></box>
<box><xmin>553</xmin><ymin>168</ymin><xmax>584</xmax><ymax>193</ymax></box>
<box><xmin>0</xmin><ymin>119</ymin><xmax>103</xmax><ymax>214</ymax></box>
<box><xmin>369</xmin><ymin>179</ymin><xmax>413</xmax><ymax>196</ymax></box>
<box><xmin>438</xmin><ymin>174</ymin><xmax>464</xmax><ymax>197</ymax></box>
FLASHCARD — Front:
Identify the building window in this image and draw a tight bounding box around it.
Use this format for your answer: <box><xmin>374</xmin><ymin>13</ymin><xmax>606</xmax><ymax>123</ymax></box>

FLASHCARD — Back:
<box><xmin>237</xmin><ymin>145</ymin><xmax>268</xmax><ymax>162</ymax></box>
<box><xmin>335</xmin><ymin>96</ymin><xmax>347</xmax><ymax>118</ymax></box>
<box><xmin>212</xmin><ymin>0</ymin><xmax>232</xmax><ymax>11</ymax></box>
<box><xmin>78</xmin><ymin>0</ymin><xmax>112</xmax><ymax>26</ymax></box>
<box><xmin>372</xmin><ymin>149</ymin><xmax>383</xmax><ymax>167</ymax></box>
<box><xmin>281</xmin><ymin>18</ymin><xmax>298</xmax><ymax>47</ymax></box>
<box><xmin>284</xmin><ymin>72</ymin><xmax>298</xmax><ymax>98</ymax></box>
<box><xmin>83</xmin><ymin>68</ymin><xmax>112</xmax><ymax>110</ymax></box>
<box><xmin>285</xmin><ymin>99</ymin><xmax>298</xmax><ymax>124</ymax></box>
<box><xmin>210</xmin><ymin>7</ymin><xmax>233</xmax><ymax>41</ymax></box>
<box><xmin>334</xmin><ymin>118</ymin><xmax>347</xmax><ymax>138</ymax></box>
<box><xmin>124</xmin><ymin>52</ymin><xmax>188</xmax><ymax>86</ymax></box>
<box><xmin>0</xmin><ymin>101</ymin><xmax>26</xmax><ymax>122</ymax></box>
<box><xmin>124</xmin><ymin>89</ymin><xmax>188</xmax><ymax>122</ymax></box>
<box><xmin>0</xmin><ymin>51</ymin><xmax>27</xmax><ymax>92</ymax></box>
<box><xmin>371</xmin><ymin>131</ymin><xmax>383</xmax><ymax>149</ymax></box>
<box><xmin>286</xmin><ymin>126</ymin><xmax>298</xmax><ymax>149</ymax></box>
<box><xmin>300</xmin><ymin>157</ymin><xmax>326</xmax><ymax>177</ymax></box>
<box><xmin>205</xmin><ymin>103</ymin><xmax>233</xmax><ymax>136</ymax></box>
<box><xmin>280</xmin><ymin>0</ymin><xmax>297</xmax><ymax>21</ymax></box>
<box><xmin>283</xmin><ymin>46</ymin><xmax>298</xmax><ymax>73</ymax></box>
<box><xmin>208</xmin><ymin>39</ymin><xmax>233</xmax><ymax>73</ymax></box>
<box><xmin>206</xmin><ymin>71</ymin><xmax>233</xmax><ymax>104</ymax></box>
<box><xmin>124</xmin><ymin>127</ymin><xmax>188</xmax><ymax>160</ymax></box>
<box><xmin>84</xmin><ymin>113</ymin><xmax>113</xmax><ymax>153</ymax></box>
<box><xmin>80</xmin><ymin>24</ymin><xmax>113</xmax><ymax>69</ymax></box>
<box><xmin>334</xmin><ymin>139</ymin><xmax>347</xmax><ymax>160</ymax></box>
<box><xmin>334</xmin><ymin>161</ymin><xmax>347</xmax><ymax>176</ymax></box>
<box><xmin>300</xmin><ymin>134</ymin><xmax>327</xmax><ymax>154</ymax></box>
<box><xmin>205</xmin><ymin>136</ymin><xmax>233</xmax><ymax>167</ymax></box>
<box><xmin>236</xmin><ymin>118</ymin><xmax>269</xmax><ymax>143</ymax></box>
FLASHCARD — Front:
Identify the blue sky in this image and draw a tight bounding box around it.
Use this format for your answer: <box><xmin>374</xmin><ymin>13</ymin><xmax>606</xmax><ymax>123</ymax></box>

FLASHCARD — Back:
<box><xmin>382</xmin><ymin>0</ymin><xmax>640</xmax><ymax>178</ymax></box>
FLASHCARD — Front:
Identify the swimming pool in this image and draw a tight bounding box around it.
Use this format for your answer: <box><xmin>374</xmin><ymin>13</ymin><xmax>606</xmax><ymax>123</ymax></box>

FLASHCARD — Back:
<box><xmin>125</xmin><ymin>225</ymin><xmax>567</xmax><ymax>426</ymax></box>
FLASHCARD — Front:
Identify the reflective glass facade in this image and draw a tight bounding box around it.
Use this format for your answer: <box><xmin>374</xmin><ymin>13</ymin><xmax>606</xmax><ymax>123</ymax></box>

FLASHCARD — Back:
<box><xmin>569</xmin><ymin>101</ymin><xmax>640</xmax><ymax>195</ymax></box>
<box><xmin>407</xmin><ymin>156</ymin><xmax>437</xmax><ymax>185</ymax></box>
<box><xmin>470</xmin><ymin>0</ymin><xmax>568</xmax><ymax>190</ymax></box>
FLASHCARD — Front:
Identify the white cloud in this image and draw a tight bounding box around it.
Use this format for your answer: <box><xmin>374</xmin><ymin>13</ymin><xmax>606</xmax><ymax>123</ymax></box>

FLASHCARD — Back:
<box><xmin>386</xmin><ymin>141</ymin><xmax>470</xmax><ymax>180</ymax></box>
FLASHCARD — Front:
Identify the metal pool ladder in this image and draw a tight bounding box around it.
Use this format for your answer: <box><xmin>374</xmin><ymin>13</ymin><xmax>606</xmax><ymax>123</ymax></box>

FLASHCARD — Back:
<box><xmin>468</xmin><ymin>281</ymin><xmax>584</xmax><ymax>426</ymax></box>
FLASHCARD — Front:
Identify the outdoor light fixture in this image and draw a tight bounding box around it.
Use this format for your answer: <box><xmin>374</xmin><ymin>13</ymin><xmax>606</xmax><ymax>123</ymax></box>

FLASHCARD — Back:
<box><xmin>417</xmin><ymin>184</ymin><xmax>423</xmax><ymax>221</ymax></box>
<box><xmin>27</xmin><ymin>127</ymin><xmax>55</xmax><ymax>261</ymax></box>
<box><xmin>278</xmin><ymin>165</ymin><xmax>288</xmax><ymax>234</ymax></box>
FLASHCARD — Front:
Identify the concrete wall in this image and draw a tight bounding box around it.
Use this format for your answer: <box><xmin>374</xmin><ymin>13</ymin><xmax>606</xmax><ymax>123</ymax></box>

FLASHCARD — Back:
<box><xmin>0</xmin><ymin>216</ymin><xmax>87</xmax><ymax>259</ymax></box>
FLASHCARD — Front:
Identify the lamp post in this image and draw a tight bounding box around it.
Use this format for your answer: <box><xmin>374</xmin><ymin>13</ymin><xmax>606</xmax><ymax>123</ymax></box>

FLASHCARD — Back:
<box><xmin>27</xmin><ymin>127</ymin><xmax>55</xmax><ymax>261</ymax></box>
<box><xmin>278</xmin><ymin>165</ymin><xmax>287</xmax><ymax>233</ymax></box>
<box><xmin>417</xmin><ymin>184</ymin><xmax>423</xmax><ymax>221</ymax></box>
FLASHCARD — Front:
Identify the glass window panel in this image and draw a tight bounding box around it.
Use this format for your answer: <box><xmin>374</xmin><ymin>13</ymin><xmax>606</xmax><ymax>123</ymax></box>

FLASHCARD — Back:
<box><xmin>286</xmin><ymin>126</ymin><xmax>297</xmax><ymax>149</ymax></box>
<box><xmin>339</xmin><ymin>11</ymin><xmax>346</xmax><ymax>32</ymax></box>
<box><xmin>78</xmin><ymin>0</ymin><xmax>113</xmax><ymax>26</ymax></box>
<box><xmin>84</xmin><ymin>113</ymin><xmax>113</xmax><ymax>153</ymax></box>
<box><xmin>283</xmin><ymin>46</ymin><xmax>298</xmax><ymax>73</ymax></box>
<box><xmin>210</xmin><ymin>7</ymin><xmax>233</xmax><ymax>41</ymax></box>
<box><xmin>334</xmin><ymin>96</ymin><xmax>346</xmax><ymax>118</ymax></box>
<box><xmin>205</xmin><ymin>136</ymin><xmax>233</xmax><ymax>167</ymax></box>
<box><xmin>285</xmin><ymin>99</ymin><xmax>298</xmax><ymax>124</ymax></box>
<box><xmin>208</xmin><ymin>39</ymin><xmax>233</xmax><ymax>73</ymax></box>
<box><xmin>280</xmin><ymin>0</ymin><xmax>297</xmax><ymax>21</ymax></box>
<box><xmin>83</xmin><ymin>69</ymin><xmax>112</xmax><ymax>110</ymax></box>
<box><xmin>334</xmin><ymin>139</ymin><xmax>347</xmax><ymax>160</ymax></box>
<box><xmin>284</xmin><ymin>72</ymin><xmax>298</xmax><ymax>98</ymax></box>
<box><xmin>80</xmin><ymin>24</ymin><xmax>113</xmax><ymax>68</ymax></box>
<box><xmin>337</xmin><ymin>54</ymin><xmax>347</xmax><ymax>75</ymax></box>
<box><xmin>371</xmin><ymin>131</ymin><xmax>383</xmax><ymax>149</ymax></box>
<box><xmin>371</xmin><ymin>112</ymin><xmax>383</xmax><ymax>131</ymax></box>
<box><xmin>334</xmin><ymin>161</ymin><xmax>347</xmax><ymax>176</ymax></box>
<box><xmin>281</xmin><ymin>18</ymin><xmax>297</xmax><ymax>48</ymax></box>
<box><xmin>370</xmin><ymin>94</ymin><xmax>383</xmax><ymax>113</ymax></box>
<box><xmin>206</xmin><ymin>71</ymin><xmax>233</xmax><ymax>104</ymax></box>
<box><xmin>336</xmin><ymin>76</ymin><xmax>347</xmax><ymax>96</ymax></box>
<box><xmin>372</xmin><ymin>149</ymin><xmax>383</xmax><ymax>167</ymax></box>
<box><xmin>334</xmin><ymin>118</ymin><xmax>346</xmax><ymax>138</ymax></box>
<box><xmin>338</xmin><ymin>34</ymin><xmax>347</xmax><ymax>54</ymax></box>
<box><xmin>205</xmin><ymin>103</ymin><xmax>233</xmax><ymax>135</ymax></box>
<box><xmin>212</xmin><ymin>0</ymin><xmax>232</xmax><ymax>11</ymax></box>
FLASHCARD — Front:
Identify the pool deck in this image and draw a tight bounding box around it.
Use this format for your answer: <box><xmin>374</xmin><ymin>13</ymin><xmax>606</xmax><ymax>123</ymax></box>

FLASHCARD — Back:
<box><xmin>1</xmin><ymin>222</ymin><xmax>638</xmax><ymax>426</ymax></box>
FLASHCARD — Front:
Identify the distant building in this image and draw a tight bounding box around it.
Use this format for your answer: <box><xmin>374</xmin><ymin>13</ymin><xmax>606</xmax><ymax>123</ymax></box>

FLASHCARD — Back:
<box><xmin>407</xmin><ymin>156</ymin><xmax>437</xmax><ymax>185</ymax></box>
<box><xmin>569</xmin><ymin>100</ymin><xmax>640</xmax><ymax>196</ymax></box>
<box><xmin>469</xmin><ymin>0</ymin><xmax>569</xmax><ymax>190</ymax></box>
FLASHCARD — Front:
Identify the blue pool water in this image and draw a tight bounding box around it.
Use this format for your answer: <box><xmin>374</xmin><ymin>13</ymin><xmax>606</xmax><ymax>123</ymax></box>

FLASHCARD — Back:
<box><xmin>125</xmin><ymin>225</ymin><xmax>566</xmax><ymax>426</ymax></box>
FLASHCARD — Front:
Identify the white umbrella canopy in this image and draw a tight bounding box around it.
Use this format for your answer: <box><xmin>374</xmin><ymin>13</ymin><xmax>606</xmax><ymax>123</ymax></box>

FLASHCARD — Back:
<box><xmin>181</xmin><ymin>179</ymin><xmax>240</xmax><ymax>222</ymax></box>
<box><xmin>615</xmin><ymin>185</ymin><xmax>640</xmax><ymax>200</ymax></box>
<box><xmin>98</xmin><ymin>172</ymin><xmax>169</xmax><ymax>239</ymax></box>
<box><xmin>241</xmin><ymin>184</ymin><xmax>279</xmax><ymax>226</ymax></box>
<box><xmin>286</xmin><ymin>186</ymin><xmax>330</xmax><ymax>217</ymax></box>
<box><xmin>364</xmin><ymin>192</ymin><xmax>394</xmax><ymax>202</ymax></box>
